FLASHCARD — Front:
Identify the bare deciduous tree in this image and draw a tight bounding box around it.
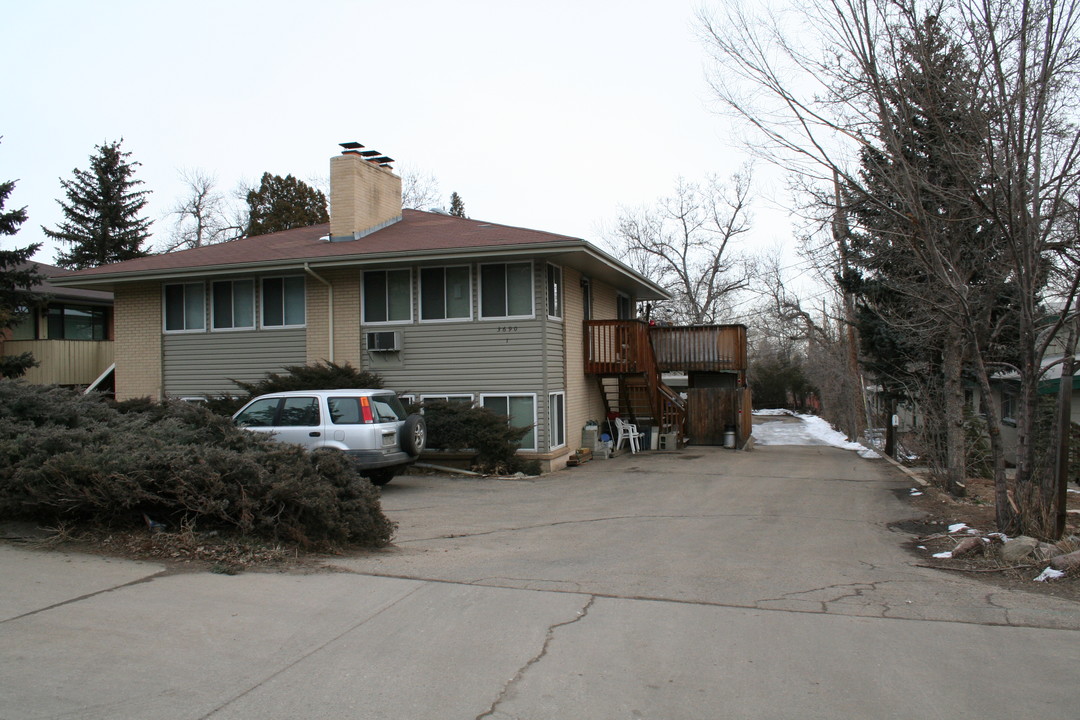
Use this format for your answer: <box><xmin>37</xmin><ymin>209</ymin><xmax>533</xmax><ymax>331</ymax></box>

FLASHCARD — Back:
<box><xmin>161</xmin><ymin>169</ymin><xmax>241</xmax><ymax>252</ymax></box>
<box><xmin>399</xmin><ymin>166</ymin><xmax>442</xmax><ymax>210</ymax></box>
<box><xmin>610</xmin><ymin>171</ymin><xmax>753</xmax><ymax>325</ymax></box>
<box><xmin>700</xmin><ymin>0</ymin><xmax>1080</xmax><ymax>536</ymax></box>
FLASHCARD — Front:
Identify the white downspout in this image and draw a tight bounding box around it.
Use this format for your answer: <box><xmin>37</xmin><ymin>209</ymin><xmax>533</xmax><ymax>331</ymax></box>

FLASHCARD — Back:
<box><xmin>304</xmin><ymin>264</ymin><xmax>334</xmax><ymax>361</ymax></box>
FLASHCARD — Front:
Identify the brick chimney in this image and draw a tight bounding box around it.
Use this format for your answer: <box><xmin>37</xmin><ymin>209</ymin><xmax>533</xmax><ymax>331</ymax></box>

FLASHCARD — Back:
<box><xmin>329</xmin><ymin>142</ymin><xmax>402</xmax><ymax>241</ymax></box>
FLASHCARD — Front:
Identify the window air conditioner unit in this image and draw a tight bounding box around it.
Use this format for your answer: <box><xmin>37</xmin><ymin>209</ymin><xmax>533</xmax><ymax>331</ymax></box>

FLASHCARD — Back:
<box><xmin>367</xmin><ymin>331</ymin><xmax>401</xmax><ymax>352</ymax></box>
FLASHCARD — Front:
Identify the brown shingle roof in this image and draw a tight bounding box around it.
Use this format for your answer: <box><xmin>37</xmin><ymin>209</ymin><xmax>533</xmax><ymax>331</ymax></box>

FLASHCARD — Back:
<box><xmin>51</xmin><ymin>210</ymin><xmax>585</xmax><ymax>277</ymax></box>
<box><xmin>49</xmin><ymin>209</ymin><xmax>668</xmax><ymax>300</ymax></box>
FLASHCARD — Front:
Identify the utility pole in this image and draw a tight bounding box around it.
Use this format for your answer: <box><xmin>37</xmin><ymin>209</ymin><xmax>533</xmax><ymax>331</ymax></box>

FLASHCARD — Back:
<box><xmin>1053</xmin><ymin>317</ymin><xmax>1078</xmax><ymax>537</ymax></box>
<box><xmin>833</xmin><ymin>171</ymin><xmax>866</xmax><ymax>442</ymax></box>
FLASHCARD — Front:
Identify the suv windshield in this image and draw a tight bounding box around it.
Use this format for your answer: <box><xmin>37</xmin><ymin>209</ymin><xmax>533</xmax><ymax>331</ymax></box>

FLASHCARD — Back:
<box><xmin>328</xmin><ymin>394</ymin><xmax>407</xmax><ymax>425</ymax></box>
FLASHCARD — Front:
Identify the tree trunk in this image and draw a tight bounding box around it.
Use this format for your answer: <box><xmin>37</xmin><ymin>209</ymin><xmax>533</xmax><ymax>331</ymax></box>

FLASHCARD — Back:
<box><xmin>942</xmin><ymin>326</ymin><xmax>967</xmax><ymax>496</ymax></box>
<box><xmin>971</xmin><ymin>348</ymin><xmax>1019</xmax><ymax>535</ymax></box>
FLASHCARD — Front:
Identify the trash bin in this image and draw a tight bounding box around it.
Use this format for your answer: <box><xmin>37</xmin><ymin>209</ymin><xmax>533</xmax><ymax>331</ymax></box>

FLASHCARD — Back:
<box><xmin>723</xmin><ymin>427</ymin><xmax>736</xmax><ymax>449</ymax></box>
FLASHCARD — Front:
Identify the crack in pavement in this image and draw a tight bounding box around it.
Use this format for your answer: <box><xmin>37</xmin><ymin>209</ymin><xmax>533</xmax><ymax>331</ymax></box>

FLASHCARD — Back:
<box><xmin>476</xmin><ymin>595</ymin><xmax>596</xmax><ymax>720</ymax></box>
<box><xmin>0</xmin><ymin>568</ymin><xmax>176</xmax><ymax>624</ymax></box>
<box><xmin>321</xmin><ymin>565</ymin><xmax>1080</xmax><ymax>631</ymax></box>
<box><xmin>201</xmin><ymin>584</ymin><xmax>427</xmax><ymax>719</ymax></box>
<box><xmin>755</xmin><ymin>582</ymin><xmax>891</xmax><ymax>616</ymax></box>
<box><xmin>397</xmin><ymin>512</ymin><xmax>883</xmax><ymax>544</ymax></box>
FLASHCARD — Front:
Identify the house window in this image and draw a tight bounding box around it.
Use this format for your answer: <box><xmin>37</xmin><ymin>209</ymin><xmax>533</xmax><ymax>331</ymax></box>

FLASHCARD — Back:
<box><xmin>547</xmin><ymin>264</ymin><xmax>563</xmax><ymax>320</ymax></box>
<box><xmin>212</xmin><ymin>280</ymin><xmax>255</xmax><ymax>330</ymax></box>
<box><xmin>1001</xmin><ymin>391</ymin><xmax>1017</xmax><ymax>424</ymax></box>
<box><xmin>364</xmin><ymin>269</ymin><xmax>412</xmax><ymax>323</ymax></box>
<box><xmin>262</xmin><ymin>276</ymin><xmax>305</xmax><ymax>328</ymax></box>
<box><xmin>616</xmin><ymin>293</ymin><xmax>634</xmax><ymax>320</ymax></box>
<box><xmin>47</xmin><ymin>304</ymin><xmax>109</xmax><ymax>340</ymax></box>
<box><xmin>420</xmin><ymin>266</ymin><xmax>471</xmax><ymax>321</ymax></box>
<box><xmin>164</xmin><ymin>283</ymin><xmax>206</xmax><ymax>332</ymax></box>
<box><xmin>481</xmin><ymin>393</ymin><xmax>536</xmax><ymax>451</ymax></box>
<box><xmin>10</xmin><ymin>309</ymin><xmax>36</xmax><ymax>340</ymax></box>
<box><xmin>421</xmin><ymin>394</ymin><xmax>474</xmax><ymax>407</ymax></box>
<box><xmin>549</xmin><ymin>391</ymin><xmax>566</xmax><ymax>450</ymax></box>
<box><xmin>581</xmin><ymin>278</ymin><xmax>592</xmax><ymax>320</ymax></box>
<box><xmin>480</xmin><ymin>262</ymin><xmax>533</xmax><ymax>319</ymax></box>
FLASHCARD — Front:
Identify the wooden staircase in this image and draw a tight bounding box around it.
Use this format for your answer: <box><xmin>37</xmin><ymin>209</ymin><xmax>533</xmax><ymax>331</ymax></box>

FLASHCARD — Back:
<box><xmin>585</xmin><ymin>320</ymin><xmax>687</xmax><ymax>443</ymax></box>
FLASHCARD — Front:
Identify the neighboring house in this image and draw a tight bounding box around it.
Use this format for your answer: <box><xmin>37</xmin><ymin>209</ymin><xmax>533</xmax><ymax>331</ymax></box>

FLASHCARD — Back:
<box><xmin>50</xmin><ymin>143</ymin><xmax>748</xmax><ymax>470</ymax></box>
<box><xmin>982</xmin><ymin>351</ymin><xmax>1080</xmax><ymax>461</ymax></box>
<box><xmin>0</xmin><ymin>262</ymin><xmax>114</xmax><ymax>389</ymax></box>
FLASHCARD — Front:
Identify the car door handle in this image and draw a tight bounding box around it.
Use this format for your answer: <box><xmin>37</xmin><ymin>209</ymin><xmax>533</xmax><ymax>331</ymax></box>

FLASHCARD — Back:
<box><xmin>309</xmin><ymin>431</ymin><xmax>321</xmax><ymax>437</ymax></box>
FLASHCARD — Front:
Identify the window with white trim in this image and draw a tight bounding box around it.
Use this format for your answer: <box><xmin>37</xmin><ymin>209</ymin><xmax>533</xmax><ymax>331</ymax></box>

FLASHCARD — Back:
<box><xmin>420</xmin><ymin>266</ymin><xmax>471</xmax><ymax>321</ymax></box>
<box><xmin>549</xmin><ymin>391</ymin><xmax>566</xmax><ymax>450</ymax></box>
<box><xmin>262</xmin><ymin>276</ymin><xmax>305</xmax><ymax>328</ymax></box>
<box><xmin>364</xmin><ymin>269</ymin><xmax>412</xmax><ymax>323</ymax></box>
<box><xmin>163</xmin><ymin>282</ymin><xmax>206</xmax><ymax>332</ymax></box>
<box><xmin>212</xmin><ymin>280</ymin><xmax>255</xmax><ymax>330</ymax></box>
<box><xmin>481</xmin><ymin>393</ymin><xmax>536</xmax><ymax>451</ymax></box>
<box><xmin>480</xmin><ymin>262</ymin><xmax>533</xmax><ymax>319</ymax></box>
<box><xmin>547</xmin><ymin>264</ymin><xmax>563</xmax><ymax>320</ymax></box>
<box><xmin>617</xmin><ymin>293</ymin><xmax>634</xmax><ymax>320</ymax></box>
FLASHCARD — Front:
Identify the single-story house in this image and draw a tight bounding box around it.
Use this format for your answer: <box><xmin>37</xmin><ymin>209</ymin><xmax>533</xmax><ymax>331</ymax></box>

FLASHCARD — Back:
<box><xmin>0</xmin><ymin>261</ymin><xmax>114</xmax><ymax>389</ymax></box>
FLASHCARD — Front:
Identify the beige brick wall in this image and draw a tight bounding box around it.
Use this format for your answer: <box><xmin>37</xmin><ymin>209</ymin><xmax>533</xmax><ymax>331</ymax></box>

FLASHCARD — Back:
<box><xmin>113</xmin><ymin>282</ymin><xmax>163</xmax><ymax>400</ymax></box>
<box><xmin>305</xmin><ymin>268</ymin><xmax>362</xmax><ymax>368</ymax></box>
<box><xmin>329</xmin><ymin>153</ymin><xmax>402</xmax><ymax>239</ymax></box>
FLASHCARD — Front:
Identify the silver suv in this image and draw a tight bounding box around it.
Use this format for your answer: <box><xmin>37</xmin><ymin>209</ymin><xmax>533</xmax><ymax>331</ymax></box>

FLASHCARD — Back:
<box><xmin>232</xmin><ymin>389</ymin><xmax>426</xmax><ymax>485</ymax></box>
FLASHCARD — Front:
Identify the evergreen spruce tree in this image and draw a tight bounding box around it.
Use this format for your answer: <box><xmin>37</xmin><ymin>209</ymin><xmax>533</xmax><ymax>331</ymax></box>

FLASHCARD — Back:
<box><xmin>842</xmin><ymin>14</ymin><xmax>1005</xmax><ymax>494</ymax></box>
<box><xmin>448</xmin><ymin>191</ymin><xmax>466</xmax><ymax>218</ymax></box>
<box><xmin>44</xmin><ymin>140</ymin><xmax>152</xmax><ymax>270</ymax></box>
<box><xmin>1</xmin><ymin>144</ymin><xmax>46</xmax><ymax>378</ymax></box>
<box><xmin>245</xmin><ymin>173</ymin><xmax>328</xmax><ymax>236</ymax></box>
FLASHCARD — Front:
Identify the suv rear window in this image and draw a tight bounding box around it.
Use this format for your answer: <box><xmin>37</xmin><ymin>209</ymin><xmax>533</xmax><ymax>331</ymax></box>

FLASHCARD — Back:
<box><xmin>328</xmin><ymin>395</ymin><xmax>407</xmax><ymax>425</ymax></box>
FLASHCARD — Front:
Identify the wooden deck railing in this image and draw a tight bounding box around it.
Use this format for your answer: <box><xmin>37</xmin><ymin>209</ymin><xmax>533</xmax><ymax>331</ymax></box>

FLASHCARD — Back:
<box><xmin>1</xmin><ymin>339</ymin><xmax>114</xmax><ymax>386</ymax></box>
<box><xmin>584</xmin><ymin>320</ymin><xmax>653</xmax><ymax>375</ymax></box>
<box><xmin>649</xmin><ymin>325</ymin><xmax>747</xmax><ymax>372</ymax></box>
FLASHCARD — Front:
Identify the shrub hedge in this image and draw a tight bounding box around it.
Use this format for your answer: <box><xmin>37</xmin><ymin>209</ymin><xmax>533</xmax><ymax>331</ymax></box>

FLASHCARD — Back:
<box><xmin>421</xmin><ymin>400</ymin><xmax>540</xmax><ymax>475</ymax></box>
<box><xmin>0</xmin><ymin>381</ymin><xmax>394</xmax><ymax>549</ymax></box>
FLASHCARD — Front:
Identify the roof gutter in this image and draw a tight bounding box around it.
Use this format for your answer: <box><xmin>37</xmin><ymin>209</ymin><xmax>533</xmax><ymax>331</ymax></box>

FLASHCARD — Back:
<box><xmin>304</xmin><ymin>263</ymin><xmax>333</xmax><ymax>361</ymax></box>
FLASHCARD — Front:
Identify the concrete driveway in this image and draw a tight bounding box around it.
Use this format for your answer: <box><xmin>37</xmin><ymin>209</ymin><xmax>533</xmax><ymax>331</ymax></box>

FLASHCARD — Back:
<box><xmin>2</xmin><ymin>441</ymin><xmax>1078</xmax><ymax>719</ymax></box>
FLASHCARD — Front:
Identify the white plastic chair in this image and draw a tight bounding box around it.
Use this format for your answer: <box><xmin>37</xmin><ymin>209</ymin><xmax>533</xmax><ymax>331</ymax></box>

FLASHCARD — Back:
<box><xmin>614</xmin><ymin>417</ymin><xmax>643</xmax><ymax>454</ymax></box>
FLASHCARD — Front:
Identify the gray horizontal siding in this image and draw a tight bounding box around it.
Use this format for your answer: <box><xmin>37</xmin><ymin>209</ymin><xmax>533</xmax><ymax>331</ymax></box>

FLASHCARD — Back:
<box><xmin>163</xmin><ymin>329</ymin><xmax>306</xmax><ymax>397</ymax></box>
<box><xmin>368</xmin><ymin>320</ymin><xmax>564</xmax><ymax>394</ymax></box>
<box><xmin>365</xmin><ymin>317</ymin><xmax>567</xmax><ymax>452</ymax></box>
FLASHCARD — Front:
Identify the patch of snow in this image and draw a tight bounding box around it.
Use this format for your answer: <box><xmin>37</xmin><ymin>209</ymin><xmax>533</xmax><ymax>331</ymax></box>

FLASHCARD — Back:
<box><xmin>909</xmin><ymin>489</ymin><xmax>923</xmax><ymax>496</ymax></box>
<box><xmin>948</xmin><ymin>523</ymin><xmax>969</xmax><ymax>534</ymax></box>
<box><xmin>988</xmin><ymin>533</ymin><xmax>1008</xmax><ymax>542</ymax></box>
<box><xmin>1068</xmin><ymin>488</ymin><xmax>1080</xmax><ymax>494</ymax></box>
<box><xmin>933</xmin><ymin>551</ymin><xmax>953</xmax><ymax>559</ymax></box>
<box><xmin>916</xmin><ymin>545</ymin><xmax>927</xmax><ymax>550</ymax></box>
<box><xmin>1034</xmin><ymin>567</ymin><xmax>1065</xmax><ymax>582</ymax></box>
<box><xmin>752</xmin><ymin>408</ymin><xmax>793</xmax><ymax>416</ymax></box>
<box><xmin>753</xmin><ymin>412</ymin><xmax>881</xmax><ymax>458</ymax></box>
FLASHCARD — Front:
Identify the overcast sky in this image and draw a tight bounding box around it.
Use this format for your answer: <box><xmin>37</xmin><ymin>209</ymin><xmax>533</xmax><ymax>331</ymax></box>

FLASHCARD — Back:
<box><xmin>1</xmin><ymin>0</ymin><xmax>809</xmax><ymax>301</ymax></box>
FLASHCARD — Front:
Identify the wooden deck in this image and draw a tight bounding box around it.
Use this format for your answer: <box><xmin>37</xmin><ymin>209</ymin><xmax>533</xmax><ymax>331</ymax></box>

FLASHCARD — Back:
<box><xmin>584</xmin><ymin>321</ymin><xmax>749</xmax><ymax>446</ymax></box>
